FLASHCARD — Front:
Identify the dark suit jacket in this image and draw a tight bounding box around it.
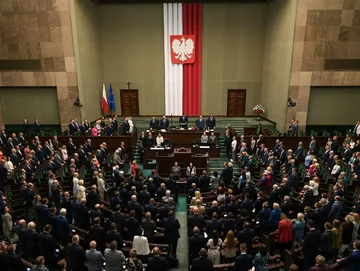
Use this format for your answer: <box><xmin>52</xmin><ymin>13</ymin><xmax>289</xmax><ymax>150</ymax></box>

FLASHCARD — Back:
<box><xmin>76</xmin><ymin>204</ymin><xmax>90</xmax><ymax>228</ymax></box>
<box><xmin>160</xmin><ymin>119</ymin><xmax>169</xmax><ymax>129</ymax></box>
<box><xmin>235</xmin><ymin>254</ymin><xmax>253</xmax><ymax>271</ymax></box>
<box><xmin>111</xmin><ymin>211</ymin><xmax>125</xmax><ymax>232</ymax></box>
<box><xmin>56</xmin><ymin>215</ymin><xmax>70</xmax><ymax>240</ymax></box>
<box><xmin>268</xmin><ymin>190</ymin><xmax>280</xmax><ymax>207</ymax></box>
<box><xmin>3</xmin><ymin>253</ymin><xmax>26</xmax><ymax>271</ymax></box>
<box><xmin>87</xmin><ymin>190</ymin><xmax>100</xmax><ymax>209</ymax></box>
<box><xmin>163</xmin><ymin>217</ymin><xmax>180</xmax><ymax>241</ymax></box>
<box><xmin>236</xmin><ymin>229</ymin><xmax>255</xmax><ymax>249</ymax></box>
<box><xmin>106</xmin><ymin>230</ymin><xmax>123</xmax><ymax>249</ymax></box>
<box><xmin>125</xmin><ymin>217</ymin><xmax>140</xmax><ymax>240</ymax></box>
<box><xmin>39</xmin><ymin>232</ymin><xmax>59</xmax><ymax>259</ymax></box>
<box><xmin>189</xmin><ymin>235</ymin><xmax>206</xmax><ymax>258</ymax></box>
<box><xmin>280</xmin><ymin>201</ymin><xmax>293</xmax><ymax>216</ymax></box>
<box><xmin>187</xmin><ymin>214</ymin><xmax>205</xmax><ymax>236</ymax></box>
<box><xmin>142</xmin><ymin>219</ymin><xmax>157</xmax><ymax>242</ymax></box>
<box><xmin>321</xmin><ymin>230</ymin><xmax>334</xmax><ymax>253</ymax></box>
<box><xmin>206</xmin><ymin>219</ymin><xmax>222</xmax><ymax>236</ymax></box>
<box><xmin>88</xmin><ymin>224</ymin><xmax>106</xmax><ymax>251</ymax></box>
<box><xmin>191</xmin><ymin>256</ymin><xmax>213</xmax><ymax>271</ymax></box>
<box><xmin>25</xmin><ymin>229</ymin><xmax>40</xmax><ymax>257</ymax></box>
<box><xmin>39</xmin><ymin>204</ymin><xmax>50</xmax><ymax>226</ymax></box>
<box><xmin>303</xmin><ymin>229</ymin><xmax>322</xmax><ymax>260</ymax></box>
<box><xmin>339</xmin><ymin>250</ymin><xmax>360</xmax><ymax>271</ymax></box>
<box><xmin>149</xmin><ymin>119</ymin><xmax>159</xmax><ymax>130</ymax></box>
<box><xmin>67</xmin><ymin>243</ymin><xmax>86</xmax><ymax>271</ymax></box>
<box><xmin>147</xmin><ymin>256</ymin><xmax>169</xmax><ymax>271</ymax></box>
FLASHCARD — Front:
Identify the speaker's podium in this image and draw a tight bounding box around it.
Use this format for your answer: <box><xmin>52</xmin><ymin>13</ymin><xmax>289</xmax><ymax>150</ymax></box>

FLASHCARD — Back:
<box><xmin>155</xmin><ymin>147</ymin><xmax>209</xmax><ymax>193</ymax></box>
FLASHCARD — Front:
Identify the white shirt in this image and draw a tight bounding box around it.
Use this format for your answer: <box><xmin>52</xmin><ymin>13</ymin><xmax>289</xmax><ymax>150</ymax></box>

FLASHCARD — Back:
<box><xmin>156</xmin><ymin>136</ymin><xmax>164</xmax><ymax>146</ymax></box>
<box><xmin>231</xmin><ymin>140</ymin><xmax>237</xmax><ymax>151</ymax></box>
<box><xmin>132</xmin><ymin>235</ymin><xmax>150</xmax><ymax>255</ymax></box>
<box><xmin>129</xmin><ymin>119</ymin><xmax>134</xmax><ymax>133</ymax></box>
<box><xmin>354</xmin><ymin>124</ymin><xmax>360</xmax><ymax>136</ymax></box>
<box><xmin>73</xmin><ymin>177</ymin><xmax>79</xmax><ymax>195</ymax></box>
<box><xmin>331</xmin><ymin>164</ymin><xmax>340</xmax><ymax>175</ymax></box>
<box><xmin>312</xmin><ymin>182</ymin><xmax>319</xmax><ymax>196</ymax></box>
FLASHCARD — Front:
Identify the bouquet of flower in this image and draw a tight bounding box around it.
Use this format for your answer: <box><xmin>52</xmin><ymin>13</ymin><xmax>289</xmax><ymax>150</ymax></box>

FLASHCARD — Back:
<box><xmin>253</xmin><ymin>104</ymin><xmax>265</xmax><ymax>114</ymax></box>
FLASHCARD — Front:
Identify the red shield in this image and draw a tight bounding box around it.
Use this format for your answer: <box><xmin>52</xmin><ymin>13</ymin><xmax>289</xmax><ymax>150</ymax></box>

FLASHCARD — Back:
<box><xmin>170</xmin><ymin>35</ymin><xmax>196</xmax><ymax>64</ymax></box>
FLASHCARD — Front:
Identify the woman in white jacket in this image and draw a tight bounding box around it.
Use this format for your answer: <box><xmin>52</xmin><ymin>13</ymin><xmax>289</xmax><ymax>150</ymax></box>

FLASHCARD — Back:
<box><xmin>77</xmin><ymin>179</ymin><xmax>86</xmax><ymax>199</ymax></box>
<box><xmin>97</xmin><ymin>173</ymin><xmax>107</xmax><ymax>200</ymax></box>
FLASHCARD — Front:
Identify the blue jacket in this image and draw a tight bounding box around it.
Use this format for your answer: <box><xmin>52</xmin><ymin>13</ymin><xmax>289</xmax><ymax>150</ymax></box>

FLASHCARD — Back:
<box><xmin>328</xmin><ymin>201</ymin><xmax>342</xmax><ymax>222</ymax></box>
<box><xmin>269</xmin><ymin>209</ymin><xmax>282</xmax><ymax>228</ymax></box>
<box><xmin>292</xmin><ymin>220</ymin><xmax>305</xmax><ymax>242</ymax></box>
<box><xmin>339</xmin><ymin>250</ymin><xmax>360</xmax><ymax>271</ymax></box>
<box><xmin>235</xmin><ymin>254</ymin><xmax>253</xmax><ymax>271</ymax></box>
<box><xmin>56</xmin><ymin>215</ymin><xmax>70</xmax><ymax>240</ymax></box>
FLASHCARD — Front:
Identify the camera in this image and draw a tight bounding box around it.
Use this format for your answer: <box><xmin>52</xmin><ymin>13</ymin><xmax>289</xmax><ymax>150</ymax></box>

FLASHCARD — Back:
<box><xmin>287</xmin><ymin>98</ymin><xmax>296</xmax><ymax>107</ymax></box>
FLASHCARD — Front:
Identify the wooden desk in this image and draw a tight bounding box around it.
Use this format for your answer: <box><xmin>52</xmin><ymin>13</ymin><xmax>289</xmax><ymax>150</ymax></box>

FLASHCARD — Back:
<box><xmin>144</xmin><ymin>147</ymin><xmax>172</xmax><ymax>160</ymax></box>
<box><xmin>151</xmin><ymin>129</ymin><xmax>220</xmax><ymax>147</ymax></box>
<box><xmin>193</xmin><ymin>146</ymin><xmax>220</xmax><ymax>158</ymax></box>
<box><xmin>156</xmin><ymin>153</ymin><xmax>209</xmax><ymax>177</ymax></box>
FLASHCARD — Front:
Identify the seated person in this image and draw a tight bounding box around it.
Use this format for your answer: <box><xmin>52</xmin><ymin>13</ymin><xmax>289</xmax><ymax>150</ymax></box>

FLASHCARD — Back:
<box><xmin>208</xmin><ymin>132</ymin><xmax>217</xmax><ymax>146</ymax></box>
<box><xmin>179</xmin><ymin>113</ymin><xmax>188</xmax><ymax>129</ymax></box>
<box><xmin>149</xmin><ymin>116</ymin><xmax>159</xmax><ymax>130</ymax></box>
<box><xmin>159</xmin><ymin>115</ymin><xmax>169</xmax><ymax>130</ymax></box>
<box><xmin>156</xmin><ymin>133</ymin><xmax>164</xmax><ymax>147</ymax></box>
<box><xmin>200</xmin><ymin>132</ymin><xmax>208</xmax><ymax>144</ymax></box>
<box><xmin>196</xmin><ymin>115</ymin><xmax>205</xmax><ymax>130</ymax></box>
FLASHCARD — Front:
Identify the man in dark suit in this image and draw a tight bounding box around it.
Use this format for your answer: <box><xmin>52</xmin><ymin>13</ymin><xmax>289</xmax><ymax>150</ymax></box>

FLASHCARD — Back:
<box><xmin>147</xmin><ymin>246</ymin><xmax>169</xmax><ymax>271</ymax></box>
<box><xmin>187</xmin><ymin>173</ymin><xmax>199</xmax><ymax>190</ymax></box>
<box><xmin>234</xmin><ymin>243</ymin><xmax>253</xmax><ymax>271</ymax></box>
<box><xmin>67</xmin><ymin>138</ymin><xmax>76</xmax><ymax>156</ymax></box>
<box><xmin>51</xmin><ymin>180</ymin><xmax>61</xmax><ymax>211</ymax></box>
<box><xmin>125</xmin><ymin>210</ymin><xmax>140</xmax><ymax>240</ymax></box>
<box><xmin>179</xmin><ymin>113</ymin><xmax>188</xmax><ymax>129</ymax></box>
<box><xmin>294</xmin><ymin>141</ymin><xmax>304</xmax><ymax>160</ymax></box>
<box><xmin>90</xmin><ymin>204</ymin><xmax>105</xmax><ymax>226</ymax></box>
<box><xmin>56</xmin><ymin>208</ymin><xmax>71</xmax><ymax>244</ymax></box>
<box><xmin>280</xmin><ymin>196</ymin><xmax>293</xmax><ymax>217</ymax></box>
<box><xmin>320</xmin><ymin>222</ymin><xmax>334</xmax><ymax>261</ymax></box>
<box><xmin>221</xmin><ymin>163</ymin><xmax>233</xmax><ymax>186</ymax></box>
<box><xmin>328</xmin><ymin>196</ymin><xmax>342</xmax><ymax>222</ymax></box>
<box><xmin>67</xmin><ymin>234</ymin><xmax>86</xmax><ymax>271</ymax></box>
<box><xmin>25</xmin><ymin>222</ymin><xmax>40</xmax><ymax>258</ymax></box>
<box><xmin>39</xmin><ymin>198</ymin><xmax>50</xmax><ymax>230</ymax></box>
<box><xmin>159</xmin><ymin>115</ymin><xmax>169</xmax><ymax>129</ymax></box>
<box><xmin>240</xmin><ymin>193</ymin><xmax>253</xmax><ymax>214</ymax></box>
<box><xmin>303</xmin><ymin>219</ymin><xmax>322</xmax><ymax>271</ymax></box>
<box><xmin>196</xmin><ymin>115</ymin><xmax>205</xmax><ymax>130</ymax></box>
<box><xmin>22</xmin><ymin>118</ymin><xmax>30</xmax><ymax>133</ymax></box>
<box><xmin>187</xmin><ymin>207</ymin><xmax>205</xmax><ymax>236</ymax></box>
<box><xmin>127</xmin><ymin>195</ymin><xmax>142</xmax><ymax>218</ymax></box>
<box><xmin>207</xmin><ymin>201</ymin><xmax>222</xmax><ymax>218</ymax></box>
<box><xmin>3</xmin><ymin>244</ymin><xmax>26</xmax><ymax>271</ymax></box>
<box><xmin>199</xmin><ymin>171</ymin><xmax>211</xmax><ymax>192</ymax></box>
<box><xmin>39</xmin><ymin>224</ymin><xmax>60</xmax><ymax>269</ymax></box>
<box><xmin>149</xmin><ymin>116</ymin><xmax>159</xmax><ymax>130</ymax></box>
<box><xmin>191</xmin><ymin>248</ymin><xmax>213</xmax><ymax>271</ymax></box>
<box><xmin>141</xmin><ymin>212</ymin><xmax>157</xmax><ymax>243</ymax></box>
<box><xmin>87</xmin><ymin>185</ymin><xmax>100</xmax><ymax>209</ymax></box>
<box><xmin>338</xmin><ymin>240</ymin><xmax>360</xmax><ymax>271</ymax></box>
<box><xmin>189</xmin><ymin>227</ymin><xmax>206</xmax><ymax>263</ymax></box>
<box><xmin>111</xmin><ymin>204</ymin><xmax>126</xmax><ymax>235</ymax></box>
<box><xmin>145</xmin><ymin>132</ymin><xmax>155</xmax><ymax>147</ymax></box>
<box><xmin>76</xmin><ymin>198</ymin><xmax>90</xmax><ymax>229</ymax></box>
<box><xmin>236</xmin><ymin>221</ymin><xmax>255</xmax><ymax>252</ymax></box>
<box><xmin>243</xmin><ymin>180</ymin><xmax>256</xmax><ymax>201</ymax></box>
<box><xmin>106</xmin><ymin>222</ymin><xmax>123</xmax><ymax>250</ymax></box>
<box><xmin>206</xmin><ymin>114</ymin><xmax>216</xmax><ymax>130</ymax></box>
<box><xmin>144</xmin><ymin>198</ymin><xmax>159</xmax><ymax>220</ymax></box>
<box><xmin>267</xmin><ymin>184</ymin><xmax>280</xmax><ymax>207</ymax></box>
<box><xmin>88</xmin><ymin>217</ymin><xmax>106</xmax><ymax>253</ymax></box>
<box><xmin>139</xmin><ymin>185</ymin><xmax>151</xmax><ymax>206</ymax></box>
<box><xmin>206</xmin><ymin>212</ymin><xmax>222</xmax><ymax>236</ymax></box>
<box><xmin>33</xmin><ymin>118</ymin><xmax>41</xmax><ymax>133</ymax></box>
<box><xmin>159</xmin><ymin>199</ymin><xmax>173</xmax><ymax>219</ymax></box>
<box><xmin>163</xmin><ymin>210</ymin><xmax>180</xmax><ymax>257</ymax></box>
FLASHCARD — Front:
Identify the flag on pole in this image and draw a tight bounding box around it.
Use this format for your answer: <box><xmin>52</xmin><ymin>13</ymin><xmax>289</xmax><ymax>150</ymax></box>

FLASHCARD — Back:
<box><xmin>109</xmin><ymin>83</ymin><xmax>115</xmax><ymax>112</ymax></box>
<box><xmin>102</xmin><ymin>84</ymin><xmax>109</xmax><ymax>114</ymax></box>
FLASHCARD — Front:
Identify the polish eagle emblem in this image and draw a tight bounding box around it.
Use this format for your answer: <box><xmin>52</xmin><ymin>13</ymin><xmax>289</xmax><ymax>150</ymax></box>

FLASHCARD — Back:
<box><xmin>171</xmin><ymin>36</ymin><xmax>195</xmax><ymax>62</ymax></box>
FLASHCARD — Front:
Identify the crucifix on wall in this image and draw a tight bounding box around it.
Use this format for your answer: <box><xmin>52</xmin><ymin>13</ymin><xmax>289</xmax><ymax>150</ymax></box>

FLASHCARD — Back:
<box><xmin>126</xmin><ymin>81</ymin><xmax>131</xmax><ymax>89</ymax></box>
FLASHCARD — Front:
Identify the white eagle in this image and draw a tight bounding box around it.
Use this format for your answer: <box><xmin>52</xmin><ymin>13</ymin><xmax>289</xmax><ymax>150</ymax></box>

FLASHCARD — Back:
<box><xmin>172</xmin><ymin>36</ymin><xmax>194</xmax><ymax>62</ymax></box>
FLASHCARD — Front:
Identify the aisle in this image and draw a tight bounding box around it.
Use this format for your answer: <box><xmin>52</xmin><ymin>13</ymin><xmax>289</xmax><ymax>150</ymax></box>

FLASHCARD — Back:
<box><xmin>173</xmin><ymin>195</ymin><xmax>189</xmax><ymax>271</ymax></box>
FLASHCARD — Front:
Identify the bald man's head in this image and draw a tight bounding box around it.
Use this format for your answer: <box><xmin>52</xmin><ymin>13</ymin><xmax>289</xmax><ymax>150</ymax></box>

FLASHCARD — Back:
<box><xmin>90</xmin><ymin>241</ymin><xmax>97</xmax><ymax>249</ymax></box>
<box><xmin>192</xmin><ymin>207</ymin><xmax>199</xmax><ymax>214</ymax></box>
<box><xmin>19</xmin><ymin>219</ymin><xmax>26</xmax><ymax>226</ymax></box>
<box><xmin>27</xmin><ymin>222</ymin><xmax>36</xmax><ymax>230</ymax></box>
<box><xmin>153</xmin><ymin>246</ymin><xmax>160</xmax><ymax>256</ymax></box>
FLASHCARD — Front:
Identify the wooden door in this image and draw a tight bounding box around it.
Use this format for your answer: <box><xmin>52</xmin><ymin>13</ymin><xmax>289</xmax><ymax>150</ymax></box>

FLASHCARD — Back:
<box><xmin>227</xmin><ymin>89</ymin><xmax>246</xmax><ymax>117</ymax></box>
<box><xmin>120</xmin><ymin>89</ymin><xmax>139</xmax><ymax>116</ymax></box>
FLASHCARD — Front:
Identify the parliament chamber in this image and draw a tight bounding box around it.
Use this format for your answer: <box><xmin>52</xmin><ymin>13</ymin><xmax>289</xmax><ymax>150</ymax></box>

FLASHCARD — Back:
<box><xmin>1</xmin><ymin>0</ymin><xmax>360</xmax><ymax>271</ymax></box>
